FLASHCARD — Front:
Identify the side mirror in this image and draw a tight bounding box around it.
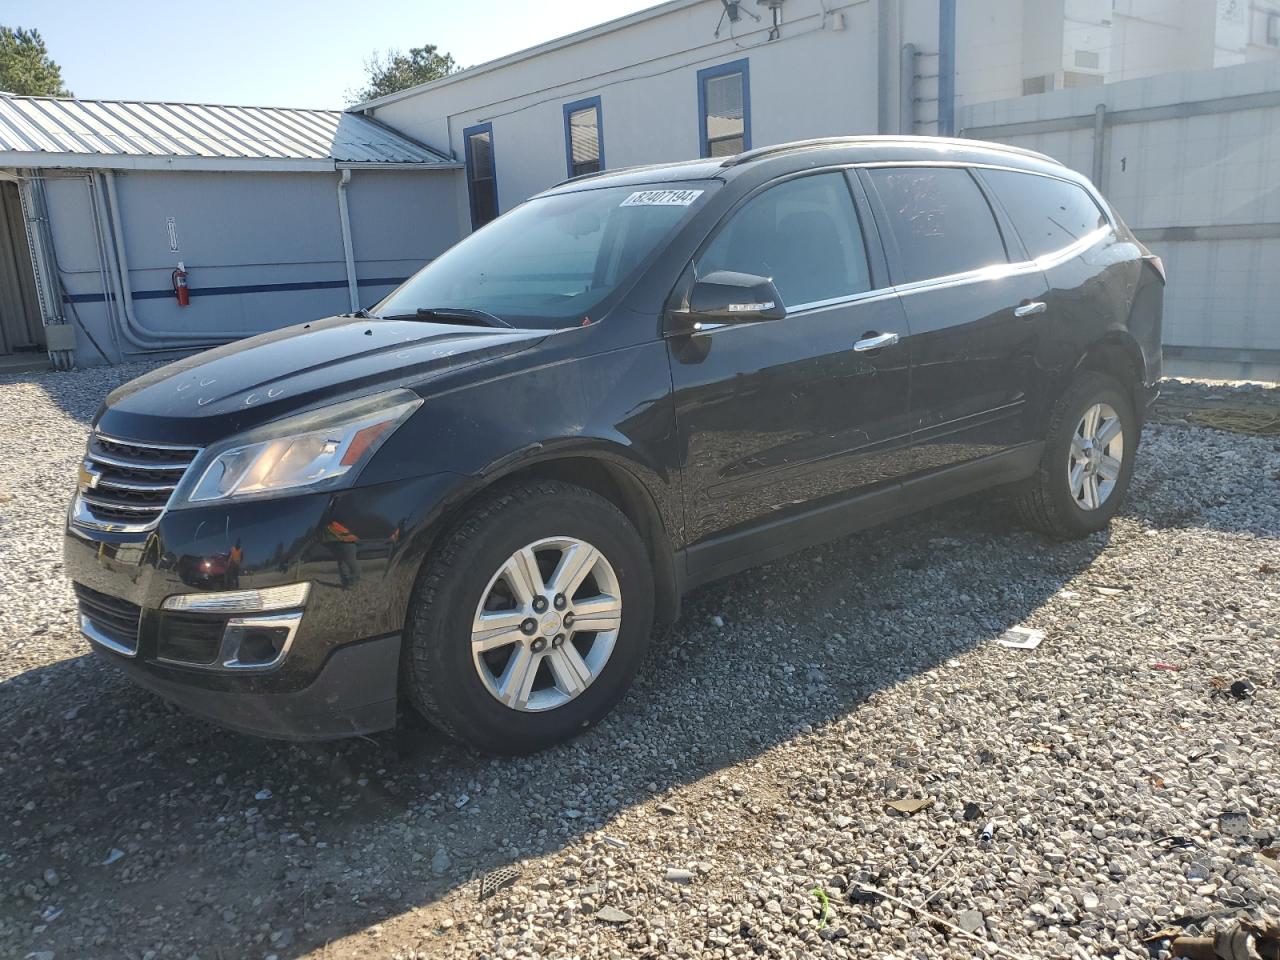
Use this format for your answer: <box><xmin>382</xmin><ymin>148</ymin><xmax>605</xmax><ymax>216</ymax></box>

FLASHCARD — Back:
<box><xmin>667</xmin><ymin>270</ymin><xmax>786</xmax><ymax>333</ymax></box>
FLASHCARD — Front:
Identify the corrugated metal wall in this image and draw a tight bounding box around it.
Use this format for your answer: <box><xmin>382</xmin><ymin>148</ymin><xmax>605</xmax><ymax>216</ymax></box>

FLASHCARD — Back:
<box><xmin>959</xmin><ymin>59</ymin><xmax>1280</xmax><ymax>370</ymax></box>
<box><xmin>0</xmin><ymin>181</ymin><xmax>44</xmax><ymax>355</ymax></box>
<box><xmin>41</xmin><ymin>168</ymin><xmax>464</xmax><ymax>364</ymax></box>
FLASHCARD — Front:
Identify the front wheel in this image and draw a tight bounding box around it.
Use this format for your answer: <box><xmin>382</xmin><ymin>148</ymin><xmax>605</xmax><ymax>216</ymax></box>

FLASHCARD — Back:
<box><xmin>1013</xmin><ymin>371</ymin><xmax>1138</xmax><ymax>539</ymax></box>
<box><xmin>402</xmin><ymin>480</ymin><xmax>655</xmax><ymax>754</ymax></box>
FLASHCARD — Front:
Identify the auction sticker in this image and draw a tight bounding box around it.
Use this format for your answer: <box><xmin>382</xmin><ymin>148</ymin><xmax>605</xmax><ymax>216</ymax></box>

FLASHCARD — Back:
<box><xmin>620</xmin><ymin>189</ymin><xmax>704</xmax><ymax>207</ymax></box>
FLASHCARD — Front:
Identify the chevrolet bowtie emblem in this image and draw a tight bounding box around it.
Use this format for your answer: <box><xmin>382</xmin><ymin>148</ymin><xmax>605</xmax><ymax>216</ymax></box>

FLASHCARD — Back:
<box><xmin>77</xmin><ymin>462</ymin><xmax>101</xmax><ymax>492</ymax></box>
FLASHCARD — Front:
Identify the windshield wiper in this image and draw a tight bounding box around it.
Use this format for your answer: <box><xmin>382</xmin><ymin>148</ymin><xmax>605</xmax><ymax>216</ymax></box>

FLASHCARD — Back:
<box><xmin>375</xmin><ymin>306</ymin><xmax>512</xmax><ymax>329</ymax></box>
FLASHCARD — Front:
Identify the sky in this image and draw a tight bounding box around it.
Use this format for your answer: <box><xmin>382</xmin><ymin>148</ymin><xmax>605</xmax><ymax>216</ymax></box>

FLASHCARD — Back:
<box><xmin>3</xmin><ymin>0</ymin><xmax>660</xmax><ymax>108</ymax></box>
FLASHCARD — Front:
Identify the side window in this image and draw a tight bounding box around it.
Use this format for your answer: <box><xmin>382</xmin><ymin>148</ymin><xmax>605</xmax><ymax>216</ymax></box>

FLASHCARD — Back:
<box><xmin>698</xmin><ymin>59</ymin><xmax>751</xmax><ymax>158</ymax></box>
<box><xmin>563</xmin><ymin>96</ymin><xmax>604</xmax><ymax>178</ymax></box>
<box><xmin>980</xmin><ymin>169</ymin><xmax>1108</xmax><ymax>259</ymax></box>
<box><xmin>696</xmin><ymin>173</ymin><xmax>872</xmax><ymax>308</ymax></box>
<box><xmin>463</xmin><ymin>123</ymin><xmax>498</xmax><ymax>229</ymax></box>
<box><xmin>867</xmin><ymin>167</ymin><xmax>1008</xmax><ymax>284</ymax></box>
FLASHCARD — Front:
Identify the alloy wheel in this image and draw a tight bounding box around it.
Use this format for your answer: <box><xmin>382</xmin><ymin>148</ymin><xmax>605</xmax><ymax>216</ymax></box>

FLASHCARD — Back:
<box><xmin>471</xmin><ymin>537</ymin><xmax>622</xmax><ymax>712</ymax></box>
<box><xmin>1068</xmin><ymin>402</ymin><xmax>1124</xmax><ymax>510</ymax></box>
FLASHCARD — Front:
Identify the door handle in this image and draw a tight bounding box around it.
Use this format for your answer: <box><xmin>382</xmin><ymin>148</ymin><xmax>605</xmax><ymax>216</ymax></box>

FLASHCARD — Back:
<box><xmin>1014</xmin><ymin>300</ymin><xmax>1047</xmax><ymax>318</ymax></box>
<box><xmin>853</xmin><ymin>331</ymin><xmax>900</xmax><ymax>352</ymax></box>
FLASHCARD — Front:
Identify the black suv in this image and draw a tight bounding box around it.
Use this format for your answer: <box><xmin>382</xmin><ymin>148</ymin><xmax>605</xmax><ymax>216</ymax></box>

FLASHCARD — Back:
<box><xmin>65</xmin><ymin>137</ymin><xmax>1163</xmax><ymax>753</ymax></box>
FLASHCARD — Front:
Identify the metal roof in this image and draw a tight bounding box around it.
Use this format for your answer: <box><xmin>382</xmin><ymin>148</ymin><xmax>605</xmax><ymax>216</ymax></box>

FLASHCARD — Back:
<box><xmin>0</xmin><ymin>93</ymin><xmax>456</xmax><ymax>172</ymax></box>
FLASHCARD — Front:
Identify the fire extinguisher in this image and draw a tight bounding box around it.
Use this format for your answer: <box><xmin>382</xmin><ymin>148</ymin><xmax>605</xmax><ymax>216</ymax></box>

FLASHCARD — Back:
<box><xmin>171</xmin><ymin>261</ymin><xmax>190</xmax><ymax>307</ymax></box>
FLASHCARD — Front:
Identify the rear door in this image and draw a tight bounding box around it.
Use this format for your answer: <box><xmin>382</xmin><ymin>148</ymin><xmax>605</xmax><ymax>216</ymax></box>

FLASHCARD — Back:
<box><xmin>860</xmin><ymin>165</ymin><xmax>1049</xmax><ymax>474</ymax></box>
<box><xmin>668</xmin><ymin>171</ymin><xmax>913</xmax><ymax>577</ymax></box>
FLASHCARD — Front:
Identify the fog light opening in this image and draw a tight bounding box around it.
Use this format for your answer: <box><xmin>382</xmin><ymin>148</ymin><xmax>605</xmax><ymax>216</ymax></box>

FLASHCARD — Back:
<box><xmin>236</xmin><ymin>627</ymin><xmax>288</xmax><ymax>665</ymax></box>
<box><xmin>219</xmin><ymin>611</ymin><xmax>304</xmax><ymax>670</ymax></box>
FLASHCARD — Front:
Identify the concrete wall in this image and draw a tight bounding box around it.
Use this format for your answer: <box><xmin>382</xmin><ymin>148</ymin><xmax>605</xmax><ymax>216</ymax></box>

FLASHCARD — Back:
<box><xmin>959</xmin><ymin>59</ymin><xmax>1280</xmax><ymax>368</ymax></box>
<box><xmin>369</xmin><ymin>0</ymin><xmax>879</xmax><ymax>223</ymax></box>
<box><xmin>41</xmin><ymin>167</ymin><xmax>462</xmax><ymax>364</ymax></box>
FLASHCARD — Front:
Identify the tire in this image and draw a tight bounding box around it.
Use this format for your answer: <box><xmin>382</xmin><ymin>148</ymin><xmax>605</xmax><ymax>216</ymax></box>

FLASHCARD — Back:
<box><xmin>1013</xmin><ymin>371</ymin><xmax>1138</xmax><ymax>540</ymax></box>
<box><xmin>402</xmin><ymin>479</ymin><xmax>655</xmax><ymax>754</ymax></box>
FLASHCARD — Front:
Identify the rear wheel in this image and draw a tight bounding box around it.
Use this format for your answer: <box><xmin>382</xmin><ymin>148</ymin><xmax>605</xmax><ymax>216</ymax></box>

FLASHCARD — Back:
<box><xmin>1013</xmin><ymin>371</ymin><xmax>1138</xmax><ymax>539</ymax></box>
<box><xmin>403</xmin><ymin>480</ymin><xmax>654</xmax><ymax>754</ymax></box>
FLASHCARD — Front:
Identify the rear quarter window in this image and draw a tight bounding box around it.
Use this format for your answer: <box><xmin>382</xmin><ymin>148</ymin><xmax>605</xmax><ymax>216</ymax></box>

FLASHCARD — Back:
<box><xmin>980</xmin><ymin>169</ymin><xmax>1109</xmax><ymax>259</ymax></box>
<box><xmin>866</xmin><ymin>167</ymin><xmax>1009</xmax><ymax>285</ymax></box>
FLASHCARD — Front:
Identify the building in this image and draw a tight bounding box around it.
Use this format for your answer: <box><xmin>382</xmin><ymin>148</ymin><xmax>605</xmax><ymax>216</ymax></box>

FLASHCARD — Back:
<box><xmin>0</xmin><ymin>93</ymin><xmax>462</xmax><ymax>368</ymax></box>
<box><xmin>4</xmin><ymin>0</ymin><xmax>1278</xmax><ymax>373</ymax></box>
<box><xmin>350</xmin><ymin>0</ymin><xmax>1280</xmax><ymax>377</ymax></box>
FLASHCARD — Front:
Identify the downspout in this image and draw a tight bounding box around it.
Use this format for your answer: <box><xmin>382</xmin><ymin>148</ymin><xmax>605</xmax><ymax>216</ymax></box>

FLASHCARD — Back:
<box><xmin>876</xmin><ymin>0</ymin><xmax>891</xmax><ymax>134</ymax></box>
<box><xmin>937</xmin><ymin>0</ymin><xmax>956</xmax><ymax>136</ymax></box>
<box><xmin>100</xmin><ymin>170</ymin><xmax>248</xmax><ymax>351</ymax></box>
<box><xmin>86</xmin><ymin>173</ymin><xmax>124</xmax><ymax>358</ymax></box>
<box><xmin>336</xmin><ymin>169</ymin><xmax>359</xmax><ymax>312</ymax></box>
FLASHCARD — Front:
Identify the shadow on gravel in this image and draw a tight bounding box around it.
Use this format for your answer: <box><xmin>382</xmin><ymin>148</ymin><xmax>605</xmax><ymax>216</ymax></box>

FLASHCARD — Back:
<box><xmin>0</xmin><ymin>492</ymin><xmax>1126</xmax><ymax>960</ymax></box>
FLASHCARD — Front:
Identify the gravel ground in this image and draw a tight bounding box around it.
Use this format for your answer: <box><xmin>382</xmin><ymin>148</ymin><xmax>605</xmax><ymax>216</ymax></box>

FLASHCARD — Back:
<box><xmin>0</xmin><ymin>366</ymin><xmax>1277</xmax><ymax>960</ymax></box>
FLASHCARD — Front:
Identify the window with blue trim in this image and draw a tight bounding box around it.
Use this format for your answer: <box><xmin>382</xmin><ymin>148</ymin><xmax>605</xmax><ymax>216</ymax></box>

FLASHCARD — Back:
<box><xmin>697</xmin><ymin>59</ymin><xmax>750</xmax><ymax>158</ymax></box>
<box><xmin>463</xmin><ymin>122</ymin><xmax>498</xmax><ymax>229</ymax></box>
<box><xmin>563</xmin><ymin>96</ymin><xmax>604</xmax><ymax>178</ymax></box>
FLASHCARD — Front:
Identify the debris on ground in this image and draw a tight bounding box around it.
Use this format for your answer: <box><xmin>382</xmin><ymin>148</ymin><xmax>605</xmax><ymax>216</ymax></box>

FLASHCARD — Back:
<box><xmin>885</xmin><ymin>797</ymin><xmax>934</xmax><ymax>815</ymax></box>
<box><xmin>996</xmin><ymin>626</ymin><xmax>1045</xmax><ymax>649</ymax></box>
<box><xmin>477</xmin><ymin>866</ymin><xmax>520</xmax><ymax>901</ymax></box>
<box><xmin>1229</xmin><ymin>679</ymin><xmax>1256</xmax><ymax>700</ymax></box>
<box><xmin>1170</xmin><ymin>918</ymin><xmax>1280</xmax><ymax>959</ymax></box>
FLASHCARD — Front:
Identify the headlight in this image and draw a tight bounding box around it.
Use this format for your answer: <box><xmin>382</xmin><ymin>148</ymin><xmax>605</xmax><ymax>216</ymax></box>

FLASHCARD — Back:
<box><xmin>172</xmin><ymin>390</ymin><xmax>422</xmax><ymax>507</ymax></box>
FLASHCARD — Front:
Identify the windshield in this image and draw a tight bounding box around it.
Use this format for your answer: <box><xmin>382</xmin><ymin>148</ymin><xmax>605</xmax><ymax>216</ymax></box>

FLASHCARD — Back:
<box><xmin>374</xmin><ymin>182</ymin><xmax>716</xmax><ymax>329</ymax></box>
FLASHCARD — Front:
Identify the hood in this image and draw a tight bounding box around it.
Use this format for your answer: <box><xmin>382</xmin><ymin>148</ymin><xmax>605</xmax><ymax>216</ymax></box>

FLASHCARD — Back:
<box><xmin>96</xmin><ymin>315</ymin><xmax>547</xmax><ymax>446</ymax></box>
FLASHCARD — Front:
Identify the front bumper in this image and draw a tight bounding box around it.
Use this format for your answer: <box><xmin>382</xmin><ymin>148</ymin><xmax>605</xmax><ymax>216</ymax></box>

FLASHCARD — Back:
<box><xmin>63</xmin><ymin>472</ymin><xmax>460</xmax><ymax>739</ymax></box>
<box><xmin>96</xmin><ymin>633</ymin><xmax>401</xmax><ymax>740</ymax></box>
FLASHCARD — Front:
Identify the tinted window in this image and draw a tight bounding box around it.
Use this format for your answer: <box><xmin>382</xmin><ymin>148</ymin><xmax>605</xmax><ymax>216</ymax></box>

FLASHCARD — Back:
<box><xmin>465</xmin><ymin>125</ymin><xmax>498</xmax><ymax>229</ymax></box>
<box><xmin>377</xmin><ymin>183</ymin><xmax>716</xmax><ymax>329</ymax></box>
<box><xmin>868</xmin><ymin>167</ymin><xmax>1007</xmax><ymax>284</ymax></box>
<box><xmin>981</xmin><ymin>169</ymin><xmax>1108</xmax><ymax>259</ymax></box>
<box><xmin>696</xmin><ymin>173</ymin><xmax>871</xmax><ymax>307</ymax></box>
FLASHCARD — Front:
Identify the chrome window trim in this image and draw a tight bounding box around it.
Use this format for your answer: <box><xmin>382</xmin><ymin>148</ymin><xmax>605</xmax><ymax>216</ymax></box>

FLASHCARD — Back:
<box><xmin>687</xmin><ymin>287</ymin><xmax>899</xmax><ymax>334</ymax></box>
<box><xmin>787</xmin><ymin>287</ymin><xmax>899</xmax><ymax>316</ymax></box>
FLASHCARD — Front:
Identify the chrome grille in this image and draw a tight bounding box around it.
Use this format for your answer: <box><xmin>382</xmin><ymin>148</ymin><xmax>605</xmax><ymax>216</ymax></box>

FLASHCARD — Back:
<box><xmin>73</xmin><ymin>434</ymin><xmax>201</xmax><ymax>533</ymax></box>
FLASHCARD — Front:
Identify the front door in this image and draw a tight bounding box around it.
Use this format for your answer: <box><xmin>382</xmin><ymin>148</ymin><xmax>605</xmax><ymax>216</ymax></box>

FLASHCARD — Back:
<box><xmin>667</xmin><ymin>171</ymin><xmax>913</xmax><ymax>579</ymax></box>
<box><xmin>861</xmin><ymin>165</ymin><xmax>1048</xmax><ymax>473</ymax></box>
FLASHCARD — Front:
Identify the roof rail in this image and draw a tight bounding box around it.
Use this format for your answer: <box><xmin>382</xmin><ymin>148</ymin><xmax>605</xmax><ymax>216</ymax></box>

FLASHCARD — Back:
<box><xmin>720</xmin><ymin>135</ymin><xmax>1061</xmax><ymax>168</ymax></box>
<box><xmin>548</xmin><ymin>155</ymin><xmax>720</xmax><ymax>190</ymax></box>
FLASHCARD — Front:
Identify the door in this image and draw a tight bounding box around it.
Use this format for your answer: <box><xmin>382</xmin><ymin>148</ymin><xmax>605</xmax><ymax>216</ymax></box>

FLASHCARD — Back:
<box><xmin>0</xmin><ymin>182</ymin><xmax>44</xmax><ymax>357</ymax></box>
<box><xmin>861</xmin><ymin>165</ymin><xmax>1049</xmax><ymax>474</ymax></box>
<box><xmin>667</xmin><ymin>171</ymin><xmax>912</xmax><ymax>575</ymax></box>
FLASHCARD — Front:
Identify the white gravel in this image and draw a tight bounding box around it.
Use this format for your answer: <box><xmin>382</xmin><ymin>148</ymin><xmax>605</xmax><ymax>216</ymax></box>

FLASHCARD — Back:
<box><xmin>0</xmin><ymin>366</ymin><xmax>1277</xmax><ymax>960</ymax></box>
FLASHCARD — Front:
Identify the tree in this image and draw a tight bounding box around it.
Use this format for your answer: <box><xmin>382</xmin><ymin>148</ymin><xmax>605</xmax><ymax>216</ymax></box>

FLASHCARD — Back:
<box><xmin>349</xmin><ymin>44</ymin><xmax>459</xmax><ymax>103</ymax></box>
<box><xmin>0</xmin><ymin>26</ymin><xmax>71</xmax><ymax>97</ymax></box>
